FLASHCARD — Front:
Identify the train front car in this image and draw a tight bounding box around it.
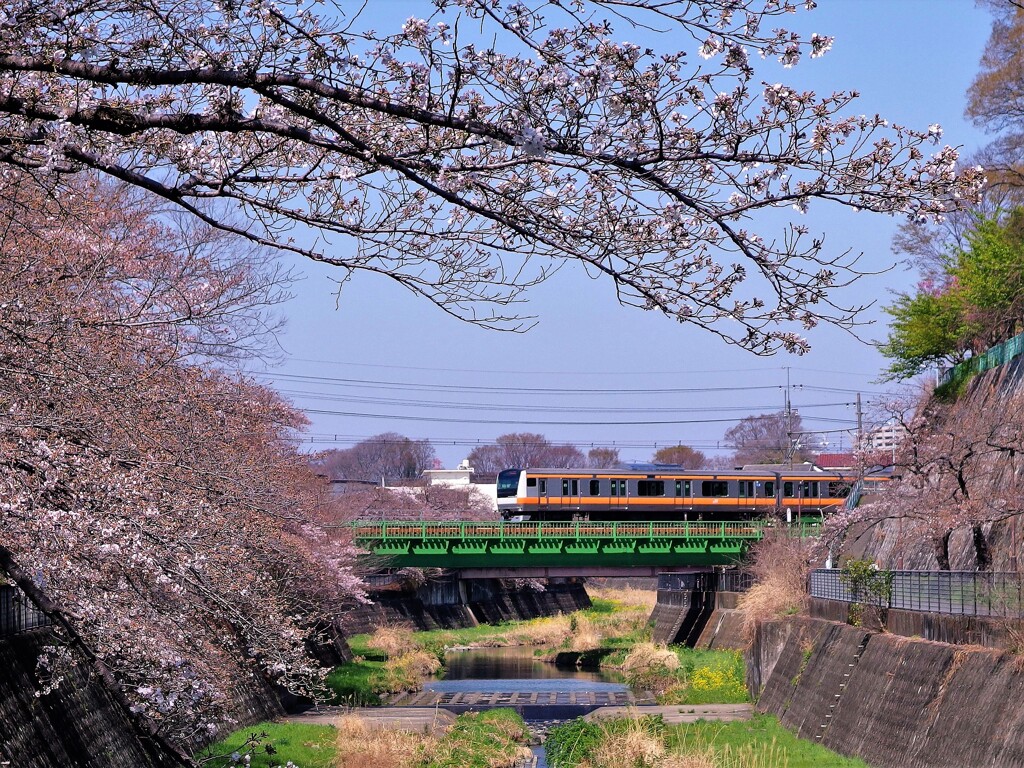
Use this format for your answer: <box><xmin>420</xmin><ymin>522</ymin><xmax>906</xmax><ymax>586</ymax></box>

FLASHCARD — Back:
<box><xmin>496</xmin><ymin>468</ymin><xmax>526</xmax><ymax>520</ymax></box>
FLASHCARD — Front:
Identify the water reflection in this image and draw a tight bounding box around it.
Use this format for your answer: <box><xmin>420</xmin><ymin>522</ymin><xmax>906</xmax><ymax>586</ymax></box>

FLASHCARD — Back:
<box><xmin>432</xmin><ymin>647</ymin><xmax>626</xmax><ymax>693</ymax></box>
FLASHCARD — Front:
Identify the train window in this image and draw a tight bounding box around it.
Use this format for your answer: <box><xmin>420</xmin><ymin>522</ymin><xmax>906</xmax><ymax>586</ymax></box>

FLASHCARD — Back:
<box><xmin>802</xmin><ymin>481</ymin><xmax>817</xmax><ymax>497</ymax></box>
<box><xmin>674</xmin><ymin>480</ymin><xmax>691</xmax><ymax>496</ymax></box>
<box><xmin>829</xmin><ymin>481</ymin><xmax>852</xmax><ymax>498</ymax></box>
<box><xmin>739</xmin><ymin>481</ymin><xmax>755</xmax><ymax>497</ymax></box>
<box><xmin>589</xmin><ymin>479</ymin><xmax>600</xmax><ymax>495</ymax></box>
<box><xmin>527</xmin><ymin>477</ymin><xmax>537</xmax><ymax>487</ymax></box>
<box><xmin>562</xmin><ymin>479</ymin><xmax>579</xmax><ymax>495</ymax></box>
<box><xmin>539</xmin><ymin>479</ymin><xmax>547</xmax><ymax>494</ymax></box>
<box><xmin>783</xmin><ymin>482</ymin><xmax>794</xmax><ymax>497</ymax></box>
<box><xmin>637</xmin><ymin>480</ymin><xmax>665</xmax><ymax>496</ymax></box>
<box><xmin>764</xmin><ymin>481</ymin><xmax>774</xmax><ymax>496</ymax></box>
<box><xmin>701</xmin><ymin>480</ymin><xmax>729</xmax><ymax>497</ymax></box>
<box><xmin>610</xmin><ymin>479</ymin><xmax>626</xmax><ymax>496</ymax></box>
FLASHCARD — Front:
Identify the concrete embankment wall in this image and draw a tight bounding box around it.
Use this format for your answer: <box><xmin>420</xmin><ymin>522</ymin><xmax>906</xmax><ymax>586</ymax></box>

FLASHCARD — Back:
<box><xmin>343</xmin><ymin>577</ymin><xmax>591</xmax><ymax>634</ymax></box>
<box><xmin>0</xmin><ymin>624</ymin><xmax>350</xmax><ymax>768</ymax></box>
<box><xmin>0</xmin><ymin>630</ymin><xmax>161</xmax><ymax>768</ymax></box>
<box><xmin>651</xmin><ymin>588</ymin><xmax>746</xmax><ymax>649</ymax></box>
<box><xmin>749</xmin><ymin>616</ymin><xmax>1024</xmax><ymax>768</ymax></box>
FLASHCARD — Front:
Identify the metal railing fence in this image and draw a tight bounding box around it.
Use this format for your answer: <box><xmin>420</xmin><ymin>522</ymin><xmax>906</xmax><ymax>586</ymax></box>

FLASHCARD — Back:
<box><xmin>657</xmin><ymin>570</ymin><xmax>754</xmax><ymax>593</ymax></box>
<box><xmin>938</xmin><ymin>330</ymin><xmax>1024</xmax><ymax>387</ymax></box>
<box><xmin>344</xmin><ymin>519</ymin><xmax>824</xmax><ymax>541</ymax></box>
<box><xmin>0</xmin><ymin>585</ymin><xmax>52</xmax><ymax>636</ymax></box>
<box><xmin>810</xmin><ymin>569</ymin><xmax>1024</xmax><ymax>617</ymax></box>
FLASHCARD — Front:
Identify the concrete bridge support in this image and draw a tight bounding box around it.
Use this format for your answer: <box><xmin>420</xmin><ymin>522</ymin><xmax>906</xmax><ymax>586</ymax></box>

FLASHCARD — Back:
<box><xmin>650</xmin><ymin>573</ymin><xmax>748</xmax><ymax>649</ymax></box>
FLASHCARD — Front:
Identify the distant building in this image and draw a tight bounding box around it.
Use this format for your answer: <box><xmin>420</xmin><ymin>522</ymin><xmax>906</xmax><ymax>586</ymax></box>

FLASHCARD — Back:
<box><xmin>815</xmin><ymin>453</ymin><xmax>856</xmax><ymax>471</ymax></box>
<box><xmin>861</xmin><ymin>422</ymin><xmax>907</xmax><ymax>452</ymax></box>
<box><xmin>421</xmin><ymin>458</ymin><xmax>475</xmax><ymax>487</ymax></box>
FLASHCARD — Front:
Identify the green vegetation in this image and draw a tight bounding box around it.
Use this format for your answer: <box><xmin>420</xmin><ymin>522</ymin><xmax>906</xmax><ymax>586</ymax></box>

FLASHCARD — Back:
<box><xmin>546</xmin><ymin>714</ymin><xmax>870</xmax><ymax>768</ymax></box>
<box><xmin>324</xmin><ymin>657</ymin><xmax>386</xmax><ymax>705</ymax></box>
<box><xmin>422</xmin><ymin>709</ymin><xmax>529</xmax><ymax>768</ymax></box>
<box><xmin>839</xmin><ymin>558</ymin><xmax>893</xmax><ymax>628</ymax></box>
<box><xmin>666</xmin><ymin>715</ymin><xmax>872</xmax><ymax>768</ymax></box>
<box><xmin>200</xmin><ymin>721</ymin><xmax>336</xmax><ymax>768</ymax></box>
<box><xmin>201</xmin><ymin>710</ymin><xmax>529</xmax><ymax>768</ymax></box>
<box><xmin>881</xmin><ymin>209</ymin><xmax>1024</xmax><ymax>383</ymax></box>
<box><xmin>545</xmin><ymin>715</ymin><xmax>665</xmax><ymax>768</ymax></box>
<box><xmin>618</xmin><ymin>645</ymin><xmax>750</xmax><ymax>705</ymax></box>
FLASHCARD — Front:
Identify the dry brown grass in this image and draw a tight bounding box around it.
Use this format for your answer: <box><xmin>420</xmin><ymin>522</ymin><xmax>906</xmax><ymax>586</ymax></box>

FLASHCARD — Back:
<box><xmin>569</xmin><ymin>614</ymin><xmax>604</xmax><ymax>651</ymax></box>
<box><xmin>510</xmin><ymin>614</ymin><xmax>572</xmax><ymax>646</ymax></box>
<box><xmin>332</xmin><ymin>714</ymin><xmax>433</xmax><ymax>768</ymax></box>
<box><xmin>376</xmin><ymin>649</ymin><xmax>444</xmax><ymax>694</ymax></box>
<box><xmin>659</xmin><ymin>749</ymin><xmax>718</xmax><ymax>768</ymax></box>
<box><xmin>366</xmin><ymin>624</ymin><xmax>418</xmax><ymax>659</ymax></box>
<box><xmin>589</xmin><ymin>585</ymin><xmax>658</xmax><ymax>611</ymax></box>
<box><xmin>736</xmin><ymin>532</ymin><xmax>813</xmax><ymax>640</ymax></box>
<box><xmin>622</xmin><ymin>643</ymin><xmax>681</xmax><ymax>675</ymax></box>
<box><xmin>592</xmin><ymin>727</ymin><xmax>665</xmax><ymax>767</ymax></box>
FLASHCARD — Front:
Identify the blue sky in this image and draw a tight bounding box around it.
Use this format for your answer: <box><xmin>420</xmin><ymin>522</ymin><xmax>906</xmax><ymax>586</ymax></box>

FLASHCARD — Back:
<box><xmin>252</xmin><ymin>0</ymin><xmax>995</xmax><ymax>468</ymax></box>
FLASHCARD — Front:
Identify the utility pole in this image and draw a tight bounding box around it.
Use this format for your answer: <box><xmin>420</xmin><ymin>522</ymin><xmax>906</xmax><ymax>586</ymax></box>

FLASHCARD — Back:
<box><xmin>856</xmin><ymin>392</ymin><xmax>863</xmax><ymax>453</ymax></box>
<box><xmin>785</xmin><ymin>367</ymin><xmax>793</xmax><ymax>466</ymax></box>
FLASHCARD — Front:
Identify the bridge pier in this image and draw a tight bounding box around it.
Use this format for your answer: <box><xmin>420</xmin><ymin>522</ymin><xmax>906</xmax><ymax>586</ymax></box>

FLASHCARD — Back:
<box><xmin>650</xmin><ymin>572</ymin><xmax>749</xmax><ymax>649</ymax></box>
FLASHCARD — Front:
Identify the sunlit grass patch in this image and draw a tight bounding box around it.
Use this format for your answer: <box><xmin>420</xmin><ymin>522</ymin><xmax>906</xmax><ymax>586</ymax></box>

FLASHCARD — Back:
<box><xmin>200</xmin><ymin>721</ymin><xmax>336</xmax><ymax>768</ymax></box>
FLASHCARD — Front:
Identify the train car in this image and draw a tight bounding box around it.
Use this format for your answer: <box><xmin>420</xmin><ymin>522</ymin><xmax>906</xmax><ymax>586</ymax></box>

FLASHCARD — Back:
<box><xmin>496</xmin><ymin>467</ymin><xmax>863</xmax><ymax>522</ymax></box>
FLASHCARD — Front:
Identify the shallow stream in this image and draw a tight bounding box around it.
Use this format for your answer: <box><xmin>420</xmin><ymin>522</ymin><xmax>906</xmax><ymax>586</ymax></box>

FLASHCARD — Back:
<box><xmin>430</xmin><ymin>647</ymin><xmax>630</xmax><ymax>768</ymax></box>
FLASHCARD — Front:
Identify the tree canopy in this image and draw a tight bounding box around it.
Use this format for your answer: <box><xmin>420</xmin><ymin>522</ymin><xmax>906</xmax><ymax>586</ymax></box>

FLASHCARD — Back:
<box><xmin>724</xmin><ymin>410</ymin><xmax>813</xmax><ymax>466</ymax></box>
<box><xmin>966</xmin><ymin>0</ymin><xmax>1024</xmax><ymax>193</ymax></box>
<box><xmin>652</xmin><ymin>444</ymin><xmax>707</xmax><ymax>468</ymax></box>
<box><xmin>467</xmin><ymin>433</ymin><xmax>584</xmax><ymax>477</ymax></box>
<box><xmin>0</xmin><ymin>0</ymin><xmax>983</xmax><ymax>353</ymax></box>
<box><xmin>319</xmin><ymin>432</ymin><xmax>436</xmax><ymax>483</ymax></box>
<box><xmin>0</xmin><ymin>173</ymin><xmax>362</xmax><ymax>759</ymax></box>
<box><xmin>881</xmin><ymin>209</ymin><xmax>1024</xmax><ymax>380</ymax></box>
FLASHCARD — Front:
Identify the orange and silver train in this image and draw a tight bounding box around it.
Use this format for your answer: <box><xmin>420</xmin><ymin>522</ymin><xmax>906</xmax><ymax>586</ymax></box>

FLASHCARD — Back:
<box><xmin>496</xmin><ymin>467</ymin><xmax>876</xmax><ymax>522</ymax></box>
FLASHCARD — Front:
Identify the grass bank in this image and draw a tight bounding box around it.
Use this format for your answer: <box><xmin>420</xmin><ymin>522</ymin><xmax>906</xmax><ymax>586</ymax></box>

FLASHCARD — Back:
<box><xmin>199</xmin><ymin>710</ymin><xmax>530</xmax><ymax>768</ymax></box>
<box><xmin>545</xmin><ymin>714</ymin><xmax>870</xmax><ymax>768</ymax></box>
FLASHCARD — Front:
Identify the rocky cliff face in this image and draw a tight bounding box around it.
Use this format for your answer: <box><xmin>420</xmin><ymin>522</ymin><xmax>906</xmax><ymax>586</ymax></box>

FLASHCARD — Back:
<box><xmin>844</xmin><ymin>356</ymin><xmax>1024</xmax><ymax>571</ymax></box>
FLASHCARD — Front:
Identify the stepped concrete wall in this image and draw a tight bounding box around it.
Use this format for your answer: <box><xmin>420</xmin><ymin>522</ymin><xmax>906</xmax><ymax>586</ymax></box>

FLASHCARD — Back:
<box><xmin>749</xmin><ymin>616</ymin><xmax>1024</xmax><ymax>768</ymax></box>
<box><xmin>342</xmin><ymin>577</ymin><xmax>591</xmax><ymax>633</ymax></box>
<box><xmin>652</xmin><ymin>589</ymin><xmax>746</xmax><ymax>649</ymax></box>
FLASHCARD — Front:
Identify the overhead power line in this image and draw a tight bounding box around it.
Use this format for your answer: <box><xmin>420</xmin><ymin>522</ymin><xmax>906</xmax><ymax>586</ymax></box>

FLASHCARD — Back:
<box><xmin>299</xmin><ymin>406</ymin><xmax>858</xmax><ymax>427</ymax></box>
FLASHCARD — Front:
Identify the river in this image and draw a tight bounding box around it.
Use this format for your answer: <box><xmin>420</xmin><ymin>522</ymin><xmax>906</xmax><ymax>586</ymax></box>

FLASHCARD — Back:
<box><xmin>427</xmin><ymin>647</ymin><xmax>631</xmax><ymax>768</ymax></box>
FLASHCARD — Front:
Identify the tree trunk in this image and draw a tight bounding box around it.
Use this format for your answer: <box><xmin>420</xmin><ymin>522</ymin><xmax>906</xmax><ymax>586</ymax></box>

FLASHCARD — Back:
<box><xmin>973</xmin><ymin>524</ymin><xmax>992</xmax><ymax>571</ymax></box>
<box><xmin>933</xmin><ymin>529</ymin><xmax>952</xmax><ymax>570</ymax></box>
<box><xmin>0</xmin><ymin>545</ymin><xmax>196</xmax><ymax>768</ymax></box>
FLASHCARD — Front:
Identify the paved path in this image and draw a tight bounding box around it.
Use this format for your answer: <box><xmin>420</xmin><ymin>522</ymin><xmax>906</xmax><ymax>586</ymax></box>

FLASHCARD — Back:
<box><xmin>584</xmin><ymin>703</ymin><xmax>753</xmax><ymax>724</ymax></box>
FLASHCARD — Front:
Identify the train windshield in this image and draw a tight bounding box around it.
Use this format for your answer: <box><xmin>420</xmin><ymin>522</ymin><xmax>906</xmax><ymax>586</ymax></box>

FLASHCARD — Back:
<box><xmin>496</xmin><ymin>469</ymin><xmax>522</xmax><ymax>498</ymax></box>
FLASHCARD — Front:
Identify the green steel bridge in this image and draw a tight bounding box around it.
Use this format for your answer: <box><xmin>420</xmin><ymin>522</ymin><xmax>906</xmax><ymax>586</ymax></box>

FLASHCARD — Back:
<box><xmin>347</xmin><ymin>519</ymin><xmax>822</xmax><ymax>571</ymax></box>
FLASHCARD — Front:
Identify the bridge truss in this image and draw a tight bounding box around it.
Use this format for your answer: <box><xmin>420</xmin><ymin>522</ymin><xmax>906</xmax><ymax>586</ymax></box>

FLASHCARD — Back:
<box><xmin>345</xmin><ymin>520</ymin><xmax>821</xmax><ymax>569</ymax></box>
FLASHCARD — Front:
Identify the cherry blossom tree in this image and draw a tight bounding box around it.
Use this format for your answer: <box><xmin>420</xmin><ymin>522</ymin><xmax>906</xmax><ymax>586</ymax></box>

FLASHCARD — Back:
<box><xmin>825</xmin><ymin>386</ymin><xmax>1024</xmax><ymax>571</ymax></box>
<box><xmin>0</xmin><ymin>172</ymin><xmax>364</xmax><ymax>763</ymax></box>
<box><xmin>0</xmin><ymin>0</ymin><xmax>984</xmax><ymax>353</ymax></box>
